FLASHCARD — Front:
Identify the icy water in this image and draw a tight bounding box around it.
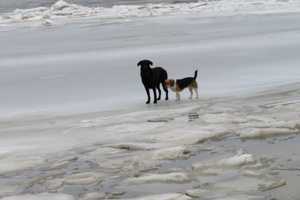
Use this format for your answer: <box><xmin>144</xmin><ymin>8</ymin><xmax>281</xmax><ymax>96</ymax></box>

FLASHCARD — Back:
<box><xmin>0</xmin><ymin>0</ymin><xmax>196</xmax><ymax>13</ymax></box>
<box><xmin>1</xmin><ymin>0</ymin><xmax>300</xmax><ymax>28</ymax></box>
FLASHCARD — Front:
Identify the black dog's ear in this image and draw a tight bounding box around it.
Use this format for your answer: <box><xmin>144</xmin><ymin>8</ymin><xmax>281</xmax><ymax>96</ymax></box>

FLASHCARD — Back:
<box><xmin>137</xmin><ymin>59</ymin><xmax>153</xmax><ymax>67</ymax></box>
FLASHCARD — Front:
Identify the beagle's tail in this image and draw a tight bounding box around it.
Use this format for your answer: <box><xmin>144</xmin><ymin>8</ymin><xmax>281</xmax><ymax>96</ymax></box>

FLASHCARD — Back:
<box><xmin>194</xmin><ymin>70</ymin><xmax>198</xmax><ymax>80</ymax></box>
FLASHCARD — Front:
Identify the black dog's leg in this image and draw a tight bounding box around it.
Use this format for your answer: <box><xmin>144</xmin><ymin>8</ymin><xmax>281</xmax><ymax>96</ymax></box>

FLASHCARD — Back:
<box><xmin>153</xmin><ymin>88</ymin><xmax>157</xmax><ymax>104</ymax></box>
<box><xmin>162</xmin><ymin>82</ymin><xmax>169</xmax><ymax>101</ymax></box>
<box><xmin>145</xmin><ymin>87</ymin><xmax>150</xmax><ymax>104</ymax></box>
<box><xmin>157</xmin><ymin>85</ymin><xmax>161</xmax><ymax>101</ymax></box>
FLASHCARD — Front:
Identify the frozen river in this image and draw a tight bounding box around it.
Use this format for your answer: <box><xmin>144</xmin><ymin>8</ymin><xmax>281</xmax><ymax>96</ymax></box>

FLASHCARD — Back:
<box><xmin>1</xmin><ymin>2</ymin><xmax>300</xmax><ymax>200</ymax></box>
<box><xmin>1</xmin><ymin>12</ymin><xmax>300</xmax><ymax>117</ymax></box>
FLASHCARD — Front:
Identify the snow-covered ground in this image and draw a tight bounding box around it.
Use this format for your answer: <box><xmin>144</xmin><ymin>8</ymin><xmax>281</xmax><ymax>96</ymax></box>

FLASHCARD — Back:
<box><xmin>1</xmin><ymin>2</ymin><xmax>300</xmax><ymax>199</ymax></box>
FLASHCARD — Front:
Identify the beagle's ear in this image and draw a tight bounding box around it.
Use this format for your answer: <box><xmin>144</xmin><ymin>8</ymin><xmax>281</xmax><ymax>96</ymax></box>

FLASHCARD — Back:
<box><xmin>137</xmin><ymin>59</ymin><xmax>153</xmax><ymax>67</ymax></box>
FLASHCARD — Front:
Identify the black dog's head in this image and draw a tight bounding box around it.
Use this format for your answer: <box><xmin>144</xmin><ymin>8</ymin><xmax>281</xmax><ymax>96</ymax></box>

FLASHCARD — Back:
<box><xmin>137</xmin><ymin>59</ymin><xmax>153</xmax><ymax>69</ymax></box>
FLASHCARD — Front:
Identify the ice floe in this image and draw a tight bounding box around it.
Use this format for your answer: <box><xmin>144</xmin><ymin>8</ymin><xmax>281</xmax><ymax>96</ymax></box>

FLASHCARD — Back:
<box><xmin>0</xmin><ymin>185</ymin><xmax>20</xmax><ymax>197</ymax></box>
<box><xmin>108</xmin><ymin>143</ymin><xmax>156</xmax><ymax>151</ymax></box>
<box><xmin>155</xmin><ymin>127</ymin><xmax>230</xmax><ymax>145</ymax></box>
<box><xmin>151</xmin><ymin>146</ymin><xmax>191</xmax><ymax>160</ymax></box>
<box><xmin>193</xmin><ymin>153</ymin><xmax>256</xmax><ymax>171</ymax></box>
<box><xmin>63</xmin><ymin>172</ymin><xmax>103</xmax><ymax>185</ymax></box>
<box><xmin>202</xmin><ymin>113</ymin><xmax>247</xmax><ymax>124</ymax></box>
<box><xmin>49</xmin><ymin>156</ymin><xmax>78</xmax><ymax>170</ymax></box>
<box><xmin>45</xmin><ymin>178</ymin><xmax>64</xmax><ymax>191</ymax></box>
<box><xmin>185</xmin><ymin>188</ymin><xmax>264</xmax><ymax>199</ymax></box>
<box><xmin>258</xmin><ymin>178</ymin><xmax>286</xmax><ymax>191</ymax></box>
<box><xmin>239</xmin><ymin>127</ymin><xmax>298</xmax><ymax>139</ymax></box>
<box><xmin>214</xmin><ymin>176</ymin><xmax>286</xmax><ymax>193</ymax></box>
<box><xmin>105</xmin><ymin>122</ymin><xmax>163</xmax><ymax>134</ymax></box>
<box><xmin>125</xmin><ymin>172</ymin><xmax>190</xmax><ymax>184</ymax></box>
<box><xmin>0</xmin><ymin>155</ymin><xmax>45</xmax><ymax>175</ymax></box>
<box><xmin>79</xmin><ymin>192</ymin><xmax>106</xmax><ymax>200</ymax></box>
<box><xmin>121</xmin><ymin>193</ymin><xmax>191</xmax><ymax>200</ymax></box>
<box><xmin>213</xmin><ymin>194</ymin><xmax>265</xmax><ymax>200</ymax></box>
<box><xmin>185</xmin><ymin>188</ymin><xmax>209</xmax><ymax>198</ymax></box>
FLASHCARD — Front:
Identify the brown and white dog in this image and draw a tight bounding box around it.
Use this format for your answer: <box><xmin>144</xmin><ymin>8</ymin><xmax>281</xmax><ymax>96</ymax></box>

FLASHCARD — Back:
<box><xmin>165</xmin><ymin>70</ymin><xmax>199</xmax><ymax>101</ymax></box>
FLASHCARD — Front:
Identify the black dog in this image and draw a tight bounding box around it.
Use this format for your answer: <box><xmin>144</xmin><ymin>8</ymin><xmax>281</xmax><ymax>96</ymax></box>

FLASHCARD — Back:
<box><xmin>137</xmin><ymin>59</ymin><xmax>168</xmax><ymax>104</ymax></box>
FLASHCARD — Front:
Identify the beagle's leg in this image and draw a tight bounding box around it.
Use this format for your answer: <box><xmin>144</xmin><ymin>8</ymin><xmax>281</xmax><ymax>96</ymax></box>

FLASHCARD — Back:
<box><xmin>176</xmin><ymin>92</ymin><xmax>180</xmax><ymax>101</ymax></box>
<box><xmin>194</xmin><ymin>87</ymin><xmax>199</xmax><ymax>99</ymax></box>
<box><xmin>188</xmin><ymin>87</ymin><xmax>193</xmax><ymax>99</ymax></box>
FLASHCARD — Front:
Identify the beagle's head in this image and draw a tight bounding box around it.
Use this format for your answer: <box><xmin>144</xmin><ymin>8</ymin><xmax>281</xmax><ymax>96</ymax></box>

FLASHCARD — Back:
<box><xmin>165</xmin><ymin>79</ymin><xmax>175</xmax><ymax>88</ymax></box>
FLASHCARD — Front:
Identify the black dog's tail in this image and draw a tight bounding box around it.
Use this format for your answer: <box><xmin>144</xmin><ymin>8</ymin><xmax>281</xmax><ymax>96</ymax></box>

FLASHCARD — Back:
<box><xmin>194</xmin><ymin>70</ymin><xmax>198</xmax><ymax>80</ymax></box>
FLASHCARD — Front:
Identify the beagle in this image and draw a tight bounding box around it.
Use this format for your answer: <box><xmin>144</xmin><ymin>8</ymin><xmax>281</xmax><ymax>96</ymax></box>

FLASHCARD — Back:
<box><xmin>165</xmin><ymin>70</ymin><xmax>199</xmax><ymax>101</ymax></box>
